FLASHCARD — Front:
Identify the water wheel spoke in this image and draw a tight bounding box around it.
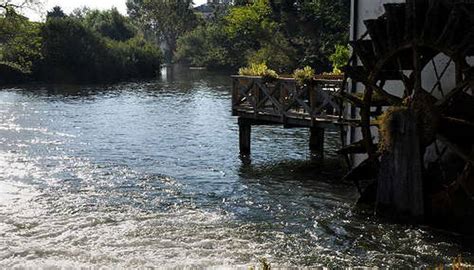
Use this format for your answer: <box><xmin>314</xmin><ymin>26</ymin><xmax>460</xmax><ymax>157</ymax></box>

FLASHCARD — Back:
<box><xmin>413</xmin><ymin>45</ymin><xmax>423</xmax><ymax>96</ymax></box>
<box><xmin>367</xmin><ymin>82</ymin><xmax>404</xmax><ymax>105</ymax></box>
<box><xmin>435</xmin><ymin>80</ymin><xmax>470</xmax><ymax>107</ymax></box>
<box><xmin>434</xmin><ymin>140</ymin><xmax>449</xmax><ymax>163</ymax></box>
<box><xmin>442</xmin><ymin>116</ymin><xmax>474</xmax><ymax>129</ymax></box>
<box><xmin>397</xmin><ymin>56</ymin><xmax>413</xmax><ymax>97</ymax></box>
<box><xmin>337</xmin><ymin>139</ymin><xmax>376</xmax><ymax>155</ymax></box>
<box><xmin>337</xmin><ymin>91</ymin><xmax>365</xmax><ymax>107</ymax></box>
<box><xmin>341</xmin><ymin>157</ymin><xmax>380</xmax><ymax>194</ymax></box>
<box><xmin>456</xmin><ymin>164</ymin><xmax>474</xmax><ymax>201</ymax></box>
<box><xmin>429</xmin><ymin>57</ymin><xmax>452</xmax><ymax>97</ymax></box>
<box><xmin>433</xmin><ymin>140</ymin><xmax>449</xmax><ymax>183</ymax></box>
<box><xmin>437</xmin><ymin>135</ymin><xmax>474</xmax><ymax>164</ymax></box>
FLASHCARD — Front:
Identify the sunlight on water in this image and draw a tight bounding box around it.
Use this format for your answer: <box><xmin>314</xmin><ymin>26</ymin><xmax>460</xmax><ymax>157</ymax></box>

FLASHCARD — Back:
<box><xmin>0</xmin><ymin>69</ymin><xmax>472</xmax><ymax>268</ymax></box>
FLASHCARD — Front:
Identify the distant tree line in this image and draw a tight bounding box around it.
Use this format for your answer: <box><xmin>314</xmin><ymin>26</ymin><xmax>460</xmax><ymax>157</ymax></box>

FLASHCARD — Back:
<box><xmin>125</xmin><ymin>0</ymin><xmax>350</xmax><ymax>73</ymax></box>
<box><xmin>0</xmin><ymin>0</ymin><xmax>350</xmax><ymax>83</ymax></box>
<box><xmin>0</xmin><ymin>4</ymin><xmax>162</xmax><ymax>84</ymax></box>
<box><xmin>172</xmin><ymin>0</ymin><xmax>351</xmax><ymax>73</ymax></box>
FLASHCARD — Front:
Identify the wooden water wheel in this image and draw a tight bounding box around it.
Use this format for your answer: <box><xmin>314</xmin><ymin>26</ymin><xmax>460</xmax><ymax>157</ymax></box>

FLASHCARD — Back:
<box><xmin>340</xmin><ymin>0</ymin><xmax>474</xmax><ymax>224</ymax></box>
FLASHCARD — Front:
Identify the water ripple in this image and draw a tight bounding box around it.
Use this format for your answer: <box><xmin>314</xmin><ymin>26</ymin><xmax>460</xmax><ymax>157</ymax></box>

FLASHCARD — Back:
<box><xmin>0</xmin><ymin>69</ymin><xmax>472</xmax><ymax>268</ymax></box>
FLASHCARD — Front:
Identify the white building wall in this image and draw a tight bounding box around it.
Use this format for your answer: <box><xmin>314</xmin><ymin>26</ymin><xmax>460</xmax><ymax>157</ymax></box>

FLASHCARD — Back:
<box><xmin>351</xmin><ymin>0</ymin><xmax>405</xmax><ymax>41</ymax></box>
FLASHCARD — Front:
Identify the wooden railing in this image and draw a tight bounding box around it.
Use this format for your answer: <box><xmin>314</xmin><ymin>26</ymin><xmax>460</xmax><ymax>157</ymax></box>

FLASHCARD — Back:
<box><xmin>231</xmin><ymin>75</ymin><xmax>344</xmax><ymax>125</ymax></box>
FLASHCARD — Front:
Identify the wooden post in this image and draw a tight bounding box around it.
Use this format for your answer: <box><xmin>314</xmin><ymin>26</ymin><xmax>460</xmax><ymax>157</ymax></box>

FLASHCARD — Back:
<box><xmin>376</xmin><ymin>109</ymin><xmax>424</xmax><ymax>220</ymax></box>
<box><xmin>310</xmin><ymin>127</ymin><xmax>324</xmax><ymax>159</ymax></box>
<box><xmin>231</xmin><ymin>77</ymin><xmax>238</xmax><ymax>116</ymax></box>
<box><xmin>309</xmin><ymin>82</ymin><xmax>319</xmax><ymax>116</ymax></box>
<box><xmin>238</xmin><ymin>118</ymin><xmax>251</xmax><ymax>156</ymax></box>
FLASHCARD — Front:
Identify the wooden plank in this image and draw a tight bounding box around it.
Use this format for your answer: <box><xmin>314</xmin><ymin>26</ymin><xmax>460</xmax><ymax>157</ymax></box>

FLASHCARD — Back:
<box><xmin>376</xmin><ymin>109</ymin><xmax>424</xmax><ymax>220</ymax></box>
<box><xmin>255</xmin><ymin>81</ymin><xmax>283</xmax><ymax>112</ymax></box>
<box><xmin>232</xmin><ymin>76</ymin><xmax>347</xmax><ymax>129</ymax></box>
<box><xmin>337</xmin><ymin>139</ymin><xmax>371</xmax><ymax>155</ymax></box>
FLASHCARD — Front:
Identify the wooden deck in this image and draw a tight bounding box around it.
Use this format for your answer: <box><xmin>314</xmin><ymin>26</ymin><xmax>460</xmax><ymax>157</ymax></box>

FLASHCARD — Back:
<box><xmin>231</xmin><ymin>75</ymin><xmax>346</xmax><ymax>158</ymax></box>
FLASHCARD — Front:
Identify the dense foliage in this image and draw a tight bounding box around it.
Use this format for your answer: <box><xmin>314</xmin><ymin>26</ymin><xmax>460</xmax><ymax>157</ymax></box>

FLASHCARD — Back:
<box><xmin>126</xmin><ymin>0</ymin><xmax>199</xmax><ymax>62</ymax></box>
<box><xmin>175</xmin><ymin>0</ymin><xmax>350</xmax><ymax>73</ymax></box>
<box><xmin>38</xmin><ymin>15</ymin><xmax>161</xmax><ymax>82</ymax></box>
<box><xmin>329</xmin><ymin>44</ymin><xmax>350</xmax><ymax>74</ymax></box>
<box><xmin>81</xmin><ymin>8</ymin><xmax>136</xmax><ymax>41</ymax></box>
<box><xmin>0</xmin><ymin>6</ymin><xmax>162</xmax><ymax>83</ymax></box>
<box><xmin>175</xmin><ymin>24</ymin><xmax>233</xmax><ymax>69</ymax></box>
<box><xmin>0</xmin><ymin>8</ymin><xmax>42</xmax><ymax>77</ymax></box>
<box><xmin>271</xmin><ymin>0</ymin><xmax>350</xmax><ymax>71</ymax></box>
<box><xmin>0</xmin><ymin>0</ymin><xmax>349</xmax><ymax>83</ymax></box>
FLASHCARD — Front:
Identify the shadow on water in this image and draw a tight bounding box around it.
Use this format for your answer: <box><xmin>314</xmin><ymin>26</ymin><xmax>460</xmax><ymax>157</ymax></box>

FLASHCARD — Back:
<box><xmin>234</xmin><ymin>158</ymin><xmax>474</xmax><ymax>267</ymax></box>
<box><xmin>2</xmin><ymin>65</ymin><xmax>231</xmax><ymax>99</ymax></box>
<box><xmin>238</xmin><ymin>158</ymin><xmax>348</xmax><ymax>184</ymax></box>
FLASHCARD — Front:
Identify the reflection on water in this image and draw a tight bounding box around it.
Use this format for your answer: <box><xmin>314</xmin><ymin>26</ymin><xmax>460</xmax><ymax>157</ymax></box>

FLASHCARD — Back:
<box><xmin>0</xmin><ymin>67</ymin><xmax>472</xmax><ymax>268</ymax></box>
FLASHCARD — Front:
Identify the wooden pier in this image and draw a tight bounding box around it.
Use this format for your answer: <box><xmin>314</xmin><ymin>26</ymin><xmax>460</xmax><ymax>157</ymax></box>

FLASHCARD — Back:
<box><xmin>231</xmin><ymin>75</ymin><xmax>345</xmax><ymax>158</ymax></box>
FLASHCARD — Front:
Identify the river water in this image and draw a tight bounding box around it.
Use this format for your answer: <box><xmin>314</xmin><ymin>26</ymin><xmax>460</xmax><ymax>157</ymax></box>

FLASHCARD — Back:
<box><xmin>0</xmin><ymin>67</ymin><xmax>472</xmax><ymax>268</ymax></box>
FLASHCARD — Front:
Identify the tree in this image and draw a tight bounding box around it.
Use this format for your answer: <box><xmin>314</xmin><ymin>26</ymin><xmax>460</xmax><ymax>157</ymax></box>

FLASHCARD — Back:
<box><xmin>0</xmin><ymin>7</ymin><xmax>42</xmax><ymax>76</ymax></box>
<box><xmin>46</xmin><ymin>6</ymin><xmax>65</xmax><ymax>19</ymax></box>
<box><xmin>0</xmin><ymin>0</ymin><xmax>41</xmax><ymax>13</ymax></box>
<box><xmin>245</xmin><ymin>31</ymin><xmax>297</xmax><ymax>72</ymax></box>
<box><xmin>176</xmin><ymin>0</ymin><xmax>297</xmax><ymax>71</ymax></box>
<box><xmin>223</xmin><ymin>0</ymin><xmax>289</xmax><ymax>69</ymax></box>
<box><xmin>82</xmin><ymin>8</ymin><xmax>136</xmax><ymax>41</ymax></box>
<box><xmin>269</xmin><ymin>0</ymin><xmax>350</xmax><ymax>71</ymax></box>
<box><xmin>126</xmin><ymin>0</ymin><xmax>199</xmax><ymax>61</ymax></box>
<box><xmin>233</xmin><ymin>0</ymin><xmax>251</xmax><ymax>6</ymax></box>
<box><xmin>39</xmin><ymin>16</ymin><xmax>108</xmax><ymax>82</ymax></box>
<box><xmin>126</xmin><ymin>0</ymin><xmax>144</xmax><ymax>20</ymax></box>
<box><xmin>175</xmin><ymin>0</ymin><xmax>350</xmax><ymax>72</ymax></box>
<box><xmin>0</xmin><ymin>0</ymin><xmax>43</xmax><ymax>47</ymax></box>
<box><xmin>176</xmin><ymin>24</ymin><xmax>233</xmax><ymax>69</ymax></box>
<box><xmin>38</xmin><ymin>11</ymin><xmax>162</xmax><ymax>83</ymax></box>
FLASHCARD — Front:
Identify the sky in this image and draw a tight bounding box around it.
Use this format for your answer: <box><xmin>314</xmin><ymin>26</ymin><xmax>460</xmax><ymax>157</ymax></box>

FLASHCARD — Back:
<box><xmin>23</xmin><ymin>0</ymin><xmax>207</xmax><ymax>21</ymax></box>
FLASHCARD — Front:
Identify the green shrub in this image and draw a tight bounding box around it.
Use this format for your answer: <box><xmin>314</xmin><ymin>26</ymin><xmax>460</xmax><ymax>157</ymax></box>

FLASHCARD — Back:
<box><xmin>175</xmin><ymin>25</ymin><xmax>233</xmax><ymax>69</ymax></box>
<box><xmin>37</xmin><ymin>13</ymin><xmax>161</xmax><ymax>83</ymax></box>
<box><xmin>81</xmin><ymin>8</ymin><xmax>136</xmax><ymax>41</ymax></box>
<box><xmin>0</xmin><ymin>10</ymin><xmax>43</xmax><ymax>75</ymax></box>
<box><xmin>176</xmin><ymin>0</ymin><xmax>297</xmax><ymax>72</ymax></box>
<box><xmin>238</xmin><ymin>63</ymin><xmax>278</xmax><ymax>81</ymax></box>
<box><xmin>38</xmin><ymin>16</ymin><xmax>108</xmax><ymax>82</ymax></box>
<box><xmin>245</xmin><ymin>33</ymin><xmax>297</xmax><ymax>73</ymax></box>
<box><xmin>293</xmin><ymin>66</ymin><xmax>315</xmax><ymax>85</ymax></box>
<box><xmin>329</xmin><ymin>44</ymin><xmax>350</xmax><ymax>74</ymax></box>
